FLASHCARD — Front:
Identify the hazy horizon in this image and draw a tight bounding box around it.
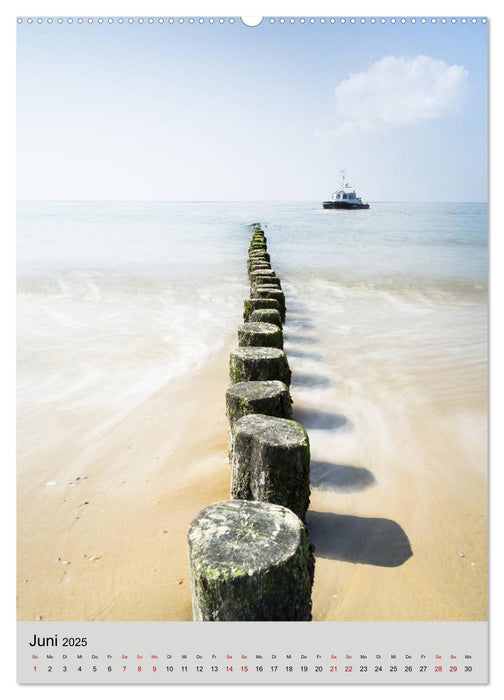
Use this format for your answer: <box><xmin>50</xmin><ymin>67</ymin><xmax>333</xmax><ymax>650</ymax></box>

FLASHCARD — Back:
<box><xmin>17</xmin><ymin>198</ymin><xmax>488</xmax><ymax>203</ymax></box>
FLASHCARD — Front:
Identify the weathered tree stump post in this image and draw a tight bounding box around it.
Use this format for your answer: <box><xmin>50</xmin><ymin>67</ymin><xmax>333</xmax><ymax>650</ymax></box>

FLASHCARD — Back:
<box><xmin>248</xmin><ymin>257</ymin><xmax>271</xmax><ymax>266</ymax></box>
<box><xmin>249</xmin><ymin>268</ymin><xmax>275</xmax><ymax>280</ymax></box>
<box><xmin>252</xmin><ymin>287</ymin><xmax>286</xmax><ymax>321</ymax></box>
<box><xmin>248</xmin><ymin>251</ymin><xmax>271</xmax><ymax>263</ymax></box>
<box><xmin>248</xmin><ymin>265</ymin><xmax>271</xmax><ymax>278</ymax></box>
<box><xmin>249</xmin><ymin>268</ymin><xmax>275</xmax><ymax>284</ymax></box>
<box><xmin>248</xmin><ymin>261</ymin><xmax>271</xmax><ymax>274</ymax></box>
<box><xmin>231</xmin><ymin>414</ymin><xmax>310</xmax><ymax>521</ymax></box>
<box><xmin>252</xmin><ymin>275</ymin><xmax>282</xmax><ymax>291</ymax></box>
<box><xmin>188</xmin><ymin>500</ymin><xmax>312</xmax><ymax>621</ymax></box>
<box><xmin>237</xmin><ymin>321</ymin><xmax>283</xmax><ymax>349</ymax></box>
<box><xmin>243</xmin><ymin>297</ymin><xmax>281</xmax><ymax>322</ymax></box>
<box><xmin>230</xmin><ymin>347</ymin><xmax>291</xmax><ymax>385</ymax></box>
<box><xmin>226</xmin><ymin>380</ymin><xmax>292</xmax><ymax>454</ymax></box>
<box><xmin>249</xmin><ymin>243</ymin><xmax>267</xmax><ymax>254</ymax></box>
<box><xmin>249</xmin><ymin>308</ymin><xmax>282</xmax><ymax>327</ymax></box>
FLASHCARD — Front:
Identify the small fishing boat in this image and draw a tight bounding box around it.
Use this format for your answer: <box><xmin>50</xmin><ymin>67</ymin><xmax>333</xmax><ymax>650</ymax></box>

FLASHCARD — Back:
<box><xmin>323</xmin><ymin>171</ymin><xmax>370</xmax><ymax>209</ymax></box>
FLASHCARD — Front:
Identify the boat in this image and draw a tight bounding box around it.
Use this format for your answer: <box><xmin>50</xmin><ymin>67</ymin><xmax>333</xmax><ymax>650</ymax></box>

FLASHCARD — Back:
<box><xmin>323</xmin><ymin>171</ymin><xmax>370</xmax><ymax>209</ymax></box>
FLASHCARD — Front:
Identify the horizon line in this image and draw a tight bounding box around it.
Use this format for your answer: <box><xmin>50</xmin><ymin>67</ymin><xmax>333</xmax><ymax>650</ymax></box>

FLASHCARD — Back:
<box><xmin>17</xmin><ymin>199</ymin><xmax>488</xmax><ymax>205</ymax></box>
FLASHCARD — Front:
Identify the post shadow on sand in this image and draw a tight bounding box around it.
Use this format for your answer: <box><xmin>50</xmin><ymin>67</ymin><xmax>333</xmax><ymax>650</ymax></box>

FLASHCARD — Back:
<box><xmin>284</xmin><ymin>316</ymin><xmax>315</xmax><ymax>331</ymax></box>
<box><xmin>291</xmin><ymin>373</ymin><xmax>331</xmax><ymax>388</ymax></box>
<box><xmin>284</xmin><ymin>348</ymin><xmax>324</xmax><ymax>361</ymax></box>
<box><xmin>292</xmin><ymin>406</ymin><xmax>352</xmax><ymax>431</ymax></box>
<box><xmin>310</xmin><ymin>460</ymin><xmax>375</xmax><ymax>493</ymax></box>
<box><xmin>285</xmin><ymin>334</ymin><xmax>318</xmax><ymax>345</ymax></box>
<box><xmin>307</xmin><ymin>511</ymin><xmax>413</xmax><ymax>568</ymax></box>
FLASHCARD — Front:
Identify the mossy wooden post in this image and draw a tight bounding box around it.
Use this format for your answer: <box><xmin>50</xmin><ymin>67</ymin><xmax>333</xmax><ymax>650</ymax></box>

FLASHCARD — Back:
<box><xmin>226</xmin><ymin>380</ymin><xmax>292</xmax><ymax>455</ymax></box>
<box><xmin>249</xmin><ymin>268</ymin><xmax>275</xmax><ymax>283</ymax></box>
<box><xmin>231</xmin><ymin>414</ymin><xmax>310</xmax><ymax>521</ymax></box>
<box><xmin>249</xmin><ymin>249</ymin><xmax>268</xmax><ymax>258</ymax></box>
<box><xmin>248</xmin><ymin>255</ymin><xmax>270</xmax><ymax>264</ymax></box>
<box><xmin>248</xmin><ymin>260</ymin><xmax>271</xmax><ymax>274</ymax></box>
<box><xmin>249</xmin><ymin>242</ymin><xmax>267</xmax><ymax>253</ymax></box>
<box><xmin>249</xmin><ymin>270</ymin><xmax>276</xmax><ymax>288</ymax></box>
<box><xmin>237</xmin><ymin>321</ymin><xmax>283</xmax><ymax>349</ymax></box>
<box><xmin>230</xmin><ymin>347</ymin><xmax>291</xmax><ymax>385</ymax></box>
<box><xmin>188</xmin><ymin>500</ymin><xmax>312</xmax><ymax>621</ymax></box>
<box><xmin>252</xmin><ymin>287</ymin><xmax>286</xmax><ymax>321</ymax></box>
<box><xmin>243</xmin><ymin>297</ymin><xmax>281</xmax><ymax>322</ymax></box>
<box><xmin>248</xmin><ymin>251</ymin><xmax>270</xmax><ymax>264</ymax></box>
<box><xmin>252</xmin><ymin>275</ymin><xmax>282</xmax><ymax>291</ymax></box>
<box><xmin>249</xmin><ymin>308</ymin><xmax>282</xmax><ymax>327</ymax></box>
<box><xmin>248</xmin><ymin>263</ymin><xmax>271</xmax><ymax>277</ymax></box>
<box><xmin>226</xmin><ymin>380</ymin><xmax>292</xmax><ymax>425</ymax></box>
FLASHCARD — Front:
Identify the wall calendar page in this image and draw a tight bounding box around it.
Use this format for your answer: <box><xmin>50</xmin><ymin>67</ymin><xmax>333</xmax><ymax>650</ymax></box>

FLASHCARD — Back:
<box><xmin>15</xmin><ymin>1</ymin><xmax>489</xmax><ymax>688</ymax></box>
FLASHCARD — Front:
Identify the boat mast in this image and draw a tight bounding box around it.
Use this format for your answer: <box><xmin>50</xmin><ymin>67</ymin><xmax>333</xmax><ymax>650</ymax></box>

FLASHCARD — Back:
<box><xmin>336</xmin><ymin>169</ymin><xmax>346</xmax><ymax>190</ymax></box>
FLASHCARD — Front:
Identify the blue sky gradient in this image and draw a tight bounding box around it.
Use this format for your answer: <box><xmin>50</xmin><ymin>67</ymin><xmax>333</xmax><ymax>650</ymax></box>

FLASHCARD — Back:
<box><xmin>17</xmin><ymin>19</ymin><xmax>487</xmax><ymax>201</ymax></box>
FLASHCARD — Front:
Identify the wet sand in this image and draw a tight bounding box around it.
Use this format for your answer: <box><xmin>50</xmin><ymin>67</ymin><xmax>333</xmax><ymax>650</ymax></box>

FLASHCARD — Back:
<box><xmin>17</xmin><ymin>315</ymin><xmax>487</xmax><ymax>622</ymax></box>
<box><xmin>17</xmin><ymin>351</ymin><xmax>233</xmax><ymax>621</ymax></box>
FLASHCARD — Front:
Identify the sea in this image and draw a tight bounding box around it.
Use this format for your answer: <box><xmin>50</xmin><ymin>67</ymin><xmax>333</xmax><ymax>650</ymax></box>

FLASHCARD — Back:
<box><xmin>17</xmin><ymin>201</ymin><xmax>488</xmax><ymax>479</ymax></box>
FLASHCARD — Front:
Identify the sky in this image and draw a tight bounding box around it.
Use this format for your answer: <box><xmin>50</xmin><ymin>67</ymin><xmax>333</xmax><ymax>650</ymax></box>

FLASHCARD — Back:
<box><xmin>16</xmin><ymin>17</ymin><xmax>488</xmax><ymax>202</ymax></box>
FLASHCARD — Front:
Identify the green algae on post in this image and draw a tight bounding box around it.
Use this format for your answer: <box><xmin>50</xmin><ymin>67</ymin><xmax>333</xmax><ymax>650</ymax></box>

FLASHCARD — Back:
<box><xmin>229</xmin><ymin>346</ymin><xmax>291</xmax><ymax>385</ymax></box>
<box><xmin>252</xmin><ymin>276</ymin><xmax>282</xmax><ymax>291</ymax></box>
<box><xmin>231</xmin><ymin>414</ymin><xmax>311</xmax><ymax>522</ymax></box>
<box><xmin>249</xmin><ymin>268</ymin><xmax>276</xmax><ymax>280</ymax></box>
<box><xmin>249</xmin><ymin>243</ymin><xmax>267</xmax><ymax>252</ymax></box>
<box><xmin>187</xmin><ymin>500</ymin><xmax>312</xmax><ymax>621</ymax></box>
<box><xmin>252</xmin><ymin>287</ymin><xmax>286</xmax><ymax>321</ymax></box>
<box><xmin>249</xmin><ymin>308</ymin><xmax>282</xmax><ymax>327</ymax></box>
<box><xmin>226</xmin><ymin>380</ymin><xmax>292</xmax><ymax>427</ymax></box>
<box><xmin>248</xmin><ymin>260</ymin><xmax>271</xmax><ymax>273</ymax></box>
<box><xmin>247</xmin><ymin>262</ymin><xmax>271</xmax><ymax>276</ymax></box>
<box><xmin>243</xmin><ymin>297</ymin><xmax>281</xmax><ymax>322</ymax></box>
<box><xmin>249</xmin><ymin>269</ymin><xmax>276</xmax><ymax>287</ymax></box>
<box><xmin>225</xmin><ymin>379</ymin><xmax>292</xmax><ymax>457</ymax></box>
<box><xmin>248</xmin><ymin>251</ymin><xmax>271</xmax><ymax>263</ymax></box>
<box><xmin>237</xmin><ymin>321</ymin><xmax>283</xmax><ymax>349</ymax></box>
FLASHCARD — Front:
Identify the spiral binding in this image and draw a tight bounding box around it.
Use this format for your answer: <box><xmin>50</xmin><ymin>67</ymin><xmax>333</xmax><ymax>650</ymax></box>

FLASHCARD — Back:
<box><xmin>17</xmin><ymin>17</ymin><xmax>488</xmax><ymax>25</ymax></box>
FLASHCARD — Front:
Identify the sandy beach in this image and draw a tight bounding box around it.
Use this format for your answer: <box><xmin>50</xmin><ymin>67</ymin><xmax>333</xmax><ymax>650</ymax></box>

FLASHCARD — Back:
<box><xmin>16</xmin><ymin>200</ymin><xmax>487</xmax><ymax>624</ymax></box>
<box><xmin>17</xmin><ymin>311</ymin><xmax>487</xmax><ymax>622</ymax></box>
<box><xmin>17</xmin><ymin>348</ymin><xmax>233</xmax><ymax>621</ymax></box>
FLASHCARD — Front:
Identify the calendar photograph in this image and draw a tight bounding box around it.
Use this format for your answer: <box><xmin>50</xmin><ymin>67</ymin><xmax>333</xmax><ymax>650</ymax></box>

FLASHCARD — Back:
<box><xmin>16</xmin><ymin>11</ymin><xmax>488</xmax><ymax>684</ymax></box>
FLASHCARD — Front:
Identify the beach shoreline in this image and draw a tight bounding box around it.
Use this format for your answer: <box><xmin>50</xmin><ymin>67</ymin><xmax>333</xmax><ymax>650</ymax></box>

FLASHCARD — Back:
<box><xmin>17</xmin><ymin>335</ymin><xmax>487</xmax><ymax>622</ymax></box>
<box><xmin>16</xmin><ymin>201</ymin><xmax>488</xmax><ymax>623</ymax></box>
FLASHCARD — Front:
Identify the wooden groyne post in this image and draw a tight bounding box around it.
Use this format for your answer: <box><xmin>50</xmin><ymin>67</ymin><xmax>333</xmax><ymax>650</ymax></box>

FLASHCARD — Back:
<box><xmin>188</xmin><ymin>222</ymin><xmax>314</xmax><ymax>621</ymax></box>
<box><xmin>188</xmin><ymin>500</ymin><xmax>312</xmax><ymax>621</ymax></box>
<box><xmin>231</xmin><ymin>414</ymin><xmax>310</xmax><ymax>521</ymax></box>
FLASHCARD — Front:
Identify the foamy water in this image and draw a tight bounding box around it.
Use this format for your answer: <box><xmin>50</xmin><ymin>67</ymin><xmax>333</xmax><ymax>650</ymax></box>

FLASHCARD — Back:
<box><xmin>18</xmin><ymin>200</ymin><xmax>487</xmax><ymax>464</ymax></box>
<box><xmin>283</xmin><ymin>275</ymin><xmax>487</xmax><ymax>497</ymax></box>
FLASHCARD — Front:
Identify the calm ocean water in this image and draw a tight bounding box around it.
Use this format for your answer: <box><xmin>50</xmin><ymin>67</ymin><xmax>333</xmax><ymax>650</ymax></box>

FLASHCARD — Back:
<box><xmin>17</xmin><ymin>201</ymin><xmax>487</xmax><ymax>440</ymax></box>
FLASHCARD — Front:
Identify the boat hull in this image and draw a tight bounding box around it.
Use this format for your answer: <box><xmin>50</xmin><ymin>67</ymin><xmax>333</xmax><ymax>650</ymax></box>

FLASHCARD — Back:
<box><xmin>323</xmin><ymin>201</ymin><xmax>370</xmax><ymax>210</ymax></box>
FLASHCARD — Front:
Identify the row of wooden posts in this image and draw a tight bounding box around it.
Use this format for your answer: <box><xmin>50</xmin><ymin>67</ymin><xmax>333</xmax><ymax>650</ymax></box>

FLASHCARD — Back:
<box><xmin>187</xmin><ymin>225</ymin><xmax>314</xmax><ymax>621</ymax></box>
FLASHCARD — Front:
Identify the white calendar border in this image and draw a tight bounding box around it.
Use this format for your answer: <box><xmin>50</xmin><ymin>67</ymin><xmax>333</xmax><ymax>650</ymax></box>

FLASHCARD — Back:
<box><xmin>3</xmin><ymin>1</ymin><xmax>500</xmax><ymax>697</ymax></box>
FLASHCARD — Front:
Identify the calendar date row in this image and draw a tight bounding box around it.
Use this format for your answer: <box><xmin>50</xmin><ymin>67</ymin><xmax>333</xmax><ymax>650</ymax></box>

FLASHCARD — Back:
<box><xmin>32</xmin><ymin>663</ymin><xmax>474</xmax><ymax>674</ymax></box>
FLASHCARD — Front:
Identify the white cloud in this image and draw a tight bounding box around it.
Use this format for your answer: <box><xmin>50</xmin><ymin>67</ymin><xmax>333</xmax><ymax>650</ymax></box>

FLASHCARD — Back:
<box><xmin>334</xmin><ymin>55</ymin><xmax>468</xmax><ymax>134</ymax></box>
